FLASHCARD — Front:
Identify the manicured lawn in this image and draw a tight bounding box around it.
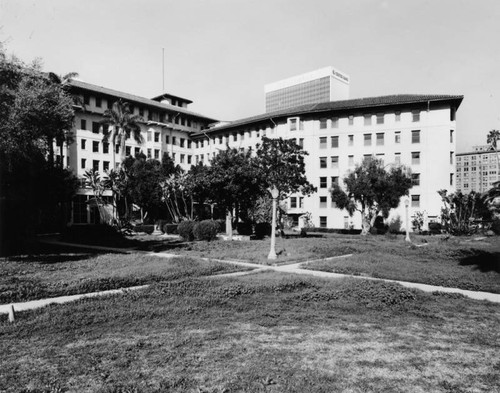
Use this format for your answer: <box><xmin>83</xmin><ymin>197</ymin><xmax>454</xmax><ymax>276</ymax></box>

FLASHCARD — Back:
<box><xmin>135</xmin><ymin>233</ymin><xmax>500</xmax><ymax>293</ymax></box>
<box><xmin>1</xmin><ymin>271</ymin><xmax>499</xmax><ymax>392</ymax></box>
<box><xmin>0</xmin><ymin>248</ymin><xmax>247</xmax><ymax>303</ymax></box>
<box><xmin>301</xmin><ymin>235</ymin><xmax>500</xmax><ymax>294</ymax></box>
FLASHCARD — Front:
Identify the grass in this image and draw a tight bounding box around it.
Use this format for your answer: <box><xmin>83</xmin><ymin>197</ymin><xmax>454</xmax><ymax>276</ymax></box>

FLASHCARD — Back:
<box><xmin>0</xmin><ymin>246</ymin><xmax>247</xmax><ymax>303</ymax></box>
<box><xmin>1</xmin><ymin>271</ymin><xmax>499</xmax><ymax>392</ymax></box>
<box><xmin>301</xmin><ymin>234</ymin><xmax>500</xmax><ymax>294</ymax></box>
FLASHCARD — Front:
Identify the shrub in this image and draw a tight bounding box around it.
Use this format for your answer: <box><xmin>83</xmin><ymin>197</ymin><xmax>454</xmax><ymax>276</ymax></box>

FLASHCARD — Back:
<box><xmin>236</xmin><ymin>221</ymin><xmax>253</xmax><ymax>236</ymax></box>
<box><xmin>491</xmin><ymin>218</ymin><xmax>500</xmax><ymax>235</ymax></box>
<box><xmin>133</xmin><ymin>224</ymin><xmax>154</xmax><ymax>234</ymax></box>
<box><xmin>373</xmin><ymin>216</ymin><xmax>388</xmax><ymax>235</ymax></box>
<box><xmin>163</xmin><ymin>223</ymin><xmax>178</xmax><ymax>234</ymax></box>
<box><xmin>178</xmin><ymin>220</ymin><xmax>196</xmax><ymax>241</ymax></box>
<box><xmin>255</xmin><ymin>222</ymin><xmax>272</xmax><ymax>238</ymax></box>
<box><xmin>214</xmin><ymin>219</ymin><xmax>226</xmax><ymax>233</ymax></box>
<box><xmin>428</xmin><ymin>222</ymin><xmax>442</xmax><ymax>235</ymax></box>
<box><xmin>193</xmin><ymin>220</ymin><xmax>219</xmax><ymax>241</ymax></box>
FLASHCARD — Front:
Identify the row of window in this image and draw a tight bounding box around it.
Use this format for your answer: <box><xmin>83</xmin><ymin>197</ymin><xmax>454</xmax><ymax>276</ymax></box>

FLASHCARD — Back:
<box><xmin>317</xmin><ymin>130</ymin><xmax>421</xmax><ymax>149</ymax></box>
<box><xmin>318</xmin><ymin>152</ymin><xmax>422</xmax><ymax>168</ymax></box>
<box><xmin>81</xmin><ymin>95</ymin><xmax>199</xmax><ymax>128</ymax></box>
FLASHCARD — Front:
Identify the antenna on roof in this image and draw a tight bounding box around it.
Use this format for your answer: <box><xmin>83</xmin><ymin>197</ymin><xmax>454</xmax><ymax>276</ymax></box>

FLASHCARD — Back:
<box><xmin>162</xmin><ymin>47</ymin><xmax>165</xmax><ymax>93</ymax></box>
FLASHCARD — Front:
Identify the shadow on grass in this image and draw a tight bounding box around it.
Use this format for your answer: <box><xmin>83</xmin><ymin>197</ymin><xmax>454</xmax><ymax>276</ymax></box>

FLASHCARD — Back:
<box><xmin>459</xmin><ymin>251</ymin><xmax>500</xmax><ymax>273</ymax></box>
<box><xmin>9</xmin><ymin>253</ymin><xmax>98</xmax><ymax>264</ymax></box>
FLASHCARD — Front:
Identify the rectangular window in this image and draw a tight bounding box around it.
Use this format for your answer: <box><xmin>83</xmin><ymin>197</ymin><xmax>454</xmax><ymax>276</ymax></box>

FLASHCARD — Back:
<box><xmin>147</xmin><ymin>149</ymin><xmax>151</xmax><ymax>158</ymax></box>
<box><xmin>364</xmin><ymin>114</ymin><xmax>372</xmax><ymax>126</ymax></box>
<box><xmin>376</xmin><ymin>153</ymin><xmax>385</xmax><ymax>164</ymax></box>
<box><xmin>348</xmin><ymin>115</ymin><xmax>354</xmax><ymax>125</ymax></box>
<box><xmin>187</xmin><ymin>155</ymin><xmax>192</xmax><ymax>164</ymax></box>
<box><xmin>180</xmin><ymin>153</ymin><xmax>185</xmax><ymax>163</ymax></box>
<box><xmin>188</xmin><ymin>140</ymin><xmax>192</xmax><ymax>149</ymax></box>
<box><xmin>450</xmin><ymin>173</ymin><xmax>454</xmax><ymax>186</ymax></box>
<box><xmin>233</xmin><ymin>133</ymin><xmax>237</xmax><ymax>142</ymax></box>
<box><xmin>395</xmin><ymin>131</ymin><xmax>401</xmax><ymax>144</ymax></box>
<box><xmin>81</xmin><ymin>139</ymin><xmax>86</xmax><ymax>150</ymax></box>
<box><xmin>348</xmin><ymin>135</ymin><xmax>354</xmax><ymax>146</ymax></box>
<box><xmin>320</xmin><ymin>216</ymin><xmax>327</xmax><ymax>228</ymax></box>
<box><xmin>395</xmin><ymin>111</ymin><xmax>401</xmax><ymax>122</ymax></box>
<box><xmin>320</xmin><ymin>177</ymin><xmax>327</xmax><ymax>188</ymax></box>
<box><xmin>299</xmin><ymin>197</ymin><xmax>304</xmax><ymax>208</ymax></box>
<box><xmin>364</xmin><ymin>134</ymin><xmax>372</xmax><ymax>146</ymax></box>
<box><xmin>92</xmin><ymin>141</ymin><xmax>99</xmax><ymax>153</ymax></box>
<box><xmin>319</xmin><ymin>196</ymin><xmax>327</xmax><ymax>208</ymax></box>
<box><xmin>180</xmin><ymin>138</ymin><xmax>185</xmax><ymax>147</ymax></box>
<box><xmin>450</xmin><ymin>152</ymin><xmax>454</xmax><ymax>165</ymax></box>
<box><xmin>103</xmin><ymin>161</ymin><xmax>109</xmax><ymax>172</ymax></box>
<box><xmin>165</xmin><ymin>135</ymin><xmax>170</xmax><ymax>144</ymax></box>
<box><xmin>135</xmin><ymin>147</ymin><xmax>140</xmax><ymax>156</ymax></box>
<box><xmin>412</xmin><ymin>152</ymin><xmax>420</xmax><ymax>165</ymax></box>
<box><xmin>154</xmin><ymin>149</ymin><xmax>160</xmax><ymax>160</ymax></box>
<box><xmin>172</xmin><ymin>136</ymin><xmax>176</xmax><ymax>145</ymax></box>
<box><xmin>92</xmin><ymin>122</ymin><xmax>100</xmax><ymax>134</ymax></box>
<box><xmin>331</xmin><ymin>156</ymin><xmax>339</xmax><ymax>169</ymax></box>
<box><xmin>376</xmin><ymin>133</ymin><xmax>384</xmax><ymax>146</ymax></box>
<box><xmin>331</xmin><ymin>136</ymin><xmax>339</xmax><ymax>148</ymax></box>
<box><xmin>80</xmin><ymin>119</ymin><xmax>87</xmax><ymax>130</ymax></box>
<box><xmin>81</xmin><ymin>158</ymin><xmax>86</xmax><ymax>169</ymax></box>
<box><xmin>320</xmin><ymin>157</ymin><xmax>327</xmax><ymax>168</ymax></box>
<box><xmin>412</xmin><ymin>110</ymin><xmax>420</xmax><ymax>122</ymax></box>
<box><xmin>411</xmin><ymin>195</ymin><xmax>420</xmax><ymax>208</ymax></box>
<box><xmin>147</xmin><ymin>132</ymin><xmax>152</xmax><ymax>142</ymax></box>
<box><xmin>331</xmin><ymin>176</ymin><xmax>339</xmax><ymax>186</ymax></box>
<box><xmin>154</xmin><ymin>132</ymin><xmax>160</xmax><ymax>143</ymax></box>
<box><xmin>125</xmin><ymin>146</ymin><xmax>131</xmax><ymax>156</ymax></box>
<box><xmin>103</xmin><ymin>142</ymin><xmax>109</xmax><ymax>154</ymax></box>
<box><xmin>376</xmin><ymin>113</ymin><xmax>384</xmax><ymax>124</ymax></box>
<box><xmin>83</xmin><ymin>95</ymin><xmax>90</xmax><ymax>105</ymax></box>
<box><xmin>411</xmin><ymin>173</ymin><xmax>420</xmax><ymax>186</ymax></box>
<box><xmin>92</xmin><ymin>160</ymin><xmax>99</xmax><ymax>172</ymax></box>
<box><xmin>290</xmin><ymin>197</ymin><xmax>297</xmax><ymax>208</ymax></box>
<box><xmin>95</xmin><ymin>96</ymin><xmax>101</xmax><ymax>108</ymax></box>
<box><xmin>450</xmin><ymin>130</ymin><xmax>454</xmax><ymax>143</ymax></box>
<box><xmin>319</xmin><ymin>137</ymin><xmax>327</xmax><ymax>149</ymax></box>
<box><xmin>412</xmin><ymin>130</ymin><xmax>420</xmax><ymax>144</ymax></box>
<box><xmin>395</xmin><ymin>153</ymin><xmax>401</xmax><ymax>164</ymax></box>
<box><xmin>115</xmin><ymin>144</ymin><xmax>120</xmax><ymax>154</ymax></box>
<box><xmin>289</xmin><ymin>118</ymin><xmax>297</xmax><ymax>131</ymax></box>
<box><xmin>348</xmin><ymin>155</ymin><xmax>354</xmax><ymax>166</ymax></box>
<box><xmin>331</xmin><ymin>117</ymin><xmax>339</xmax><ymax>128</ymax></box>
<box><xmin>298</xmin><ymin>138</ymin><xmax>304</xmax><ymax>148</ymax></box>
<box><xmin>319</xmin><ymin>119</ymin><xmax>327</xmax><ymax>129</ymax></box>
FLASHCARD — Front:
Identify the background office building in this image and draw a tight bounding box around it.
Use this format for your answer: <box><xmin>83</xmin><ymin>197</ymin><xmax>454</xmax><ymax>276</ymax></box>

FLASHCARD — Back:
<box><xmin>264</xmin><ymin>66</ymin><xmax>350</xmax><ymax>113</ymax></box>
<box><xmin>456</xmin><ymin>146</ymin><xmax>499</xmax><ymax>193</ymax></box>
<box><xmin>193</xmin><ymin>94</ymin><xmax>463</xmax><ymax>230</ymax></box>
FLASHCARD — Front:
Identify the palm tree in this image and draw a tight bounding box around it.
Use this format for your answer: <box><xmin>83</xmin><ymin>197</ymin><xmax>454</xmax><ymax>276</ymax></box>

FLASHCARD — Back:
<box><xmin>487</xmin><ymin>129</ymin><xmax>500</xmax><ymax>181</ymax></box>
<box><xmin>48</xmin><ymin>72</ymin><xmax>80</xmax><ymax>167</ymax></box>
<box><xmin>101</xmin><ymin>100</ymin><xmax>143</xmax><ymax>169</ymax></box>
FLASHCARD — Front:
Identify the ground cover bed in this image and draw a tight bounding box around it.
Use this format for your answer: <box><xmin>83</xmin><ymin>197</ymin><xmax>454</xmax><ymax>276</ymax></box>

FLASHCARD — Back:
<box><xmin>1</xmin><ymin>271</ymin><xmax>499</xmax><ymax>392</ymax></box>
<box><xmin>0</xmin><ymin>246</ymin><xmax>247</xmax><ymax>303</ymax></box>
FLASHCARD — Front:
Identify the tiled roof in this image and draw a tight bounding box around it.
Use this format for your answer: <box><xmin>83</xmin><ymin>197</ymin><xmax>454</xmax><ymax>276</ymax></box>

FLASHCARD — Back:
<box><xmin>193</xmin><ymin>94</ymin><xmax>464</xmax><ymax>136</ymax></box>
<box><xmin>68</xmin><ymin>80</ymin><xmax>217</xmax><ymax>122</ymax></box>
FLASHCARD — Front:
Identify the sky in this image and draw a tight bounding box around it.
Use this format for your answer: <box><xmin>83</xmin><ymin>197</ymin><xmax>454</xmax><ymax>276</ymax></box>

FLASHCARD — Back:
<box><xmin>1</xmin><ymin>0</ymin><xmax>499</xmax><ymax>153</ymax></box>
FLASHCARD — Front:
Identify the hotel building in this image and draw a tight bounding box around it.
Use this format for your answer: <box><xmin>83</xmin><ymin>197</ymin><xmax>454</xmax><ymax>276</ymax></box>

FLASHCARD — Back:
<box><xmin>265</xmin><ymin>66</ymin><xmax>350</xmax><ymax>113</ymax></box>
<box><xmin>64</xmin><ymin>80</ymin><xmax>217</xmax><ymax>224</ymax></box>
<box><xmin>192</xmin><ymin>94</ymin><xmax>463</xmax><ymax>230</ymax></box>
<box><xmin>456</xmin><ymin>146</ymin><xmax>499</xmax><ymax>193</ymax></box>
<box><xmin>62</xmin><ymin>79</ymin><xmax>462</xmax><ymax>230</ymax></box>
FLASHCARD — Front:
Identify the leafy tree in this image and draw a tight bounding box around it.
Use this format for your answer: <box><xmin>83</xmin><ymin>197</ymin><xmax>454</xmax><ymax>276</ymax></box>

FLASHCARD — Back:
<box><xmin>101</xmin><ymin>100</ymin><xmax>144</xmax><ymax>168</ymax></box>
<box><xmin>83</xmin><ymin>169</ymin><xmax>113</xmax><ymax>225</ymax></box>
<box><xmin>256</xmin><ymin>137</ymin><xmax>316</xmax><ymax>199</ymax></box>
<box><xmin>483</xmin><ymin>180</ymin><xmax>500</xmax><ymax>216</ymax></box>
<box><xmin>205</xmin><ymin>147</ymin><xmax>263</xmax><ymax>238</ymax></box>
<box><xmin>0</xmin><ymin>46</ymin><xmax>78</xmax><ymax>254</ymax></box>
<box><xmin>330</xmin><ymin>157</ymin><xmax>413</xmax><ymax>235</ymax></box>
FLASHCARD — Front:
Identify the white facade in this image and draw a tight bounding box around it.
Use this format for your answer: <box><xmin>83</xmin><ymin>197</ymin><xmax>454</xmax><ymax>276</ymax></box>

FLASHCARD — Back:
<box><xmin>193</xmin><ymin>96</ymin><xmax>462</xmax><ymax>231</ymax></box>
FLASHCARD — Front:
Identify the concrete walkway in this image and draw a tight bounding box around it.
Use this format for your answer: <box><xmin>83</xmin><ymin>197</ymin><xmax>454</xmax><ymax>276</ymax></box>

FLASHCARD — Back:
<box><xmin>1</xmin><ymin>240</ymin><xmax>497</xmax><ymax>318</ymax></box>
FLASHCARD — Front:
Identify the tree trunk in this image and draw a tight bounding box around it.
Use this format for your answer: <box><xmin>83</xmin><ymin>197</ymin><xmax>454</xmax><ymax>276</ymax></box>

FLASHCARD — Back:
<box><xmin>361</xmin><ymin>214</ymin><xmax>371</xmax><ymax>235</ymax></box>
<box><xmin>226</xmin><ymin>210</ymin><xmax>233</xmax><ymax>240</ymax></box>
